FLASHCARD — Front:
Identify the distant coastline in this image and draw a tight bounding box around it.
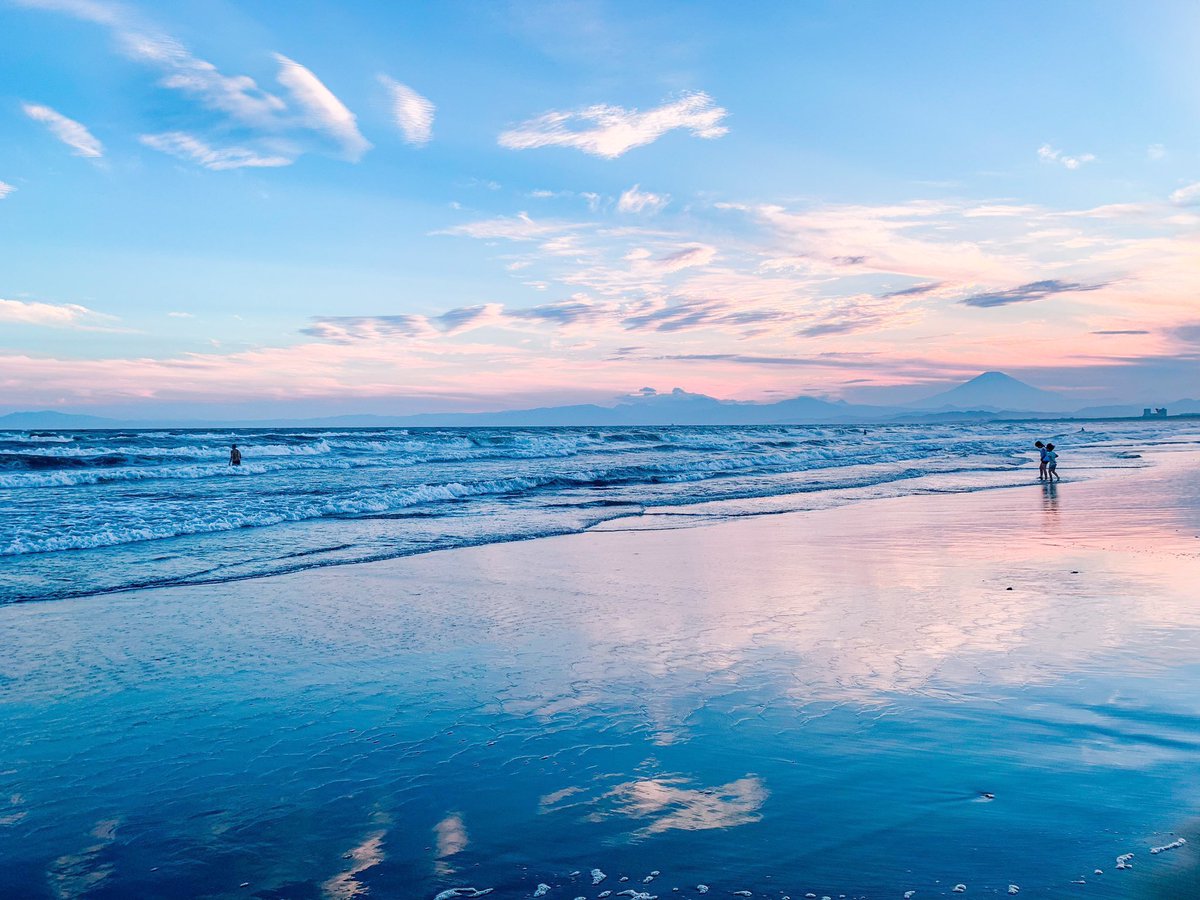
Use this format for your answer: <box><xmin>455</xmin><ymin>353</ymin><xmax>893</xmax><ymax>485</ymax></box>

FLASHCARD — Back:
<box><xmin>4</xmin><ymin>371</ymin><xmax>1199</xmax><ymax>431</ymax></box>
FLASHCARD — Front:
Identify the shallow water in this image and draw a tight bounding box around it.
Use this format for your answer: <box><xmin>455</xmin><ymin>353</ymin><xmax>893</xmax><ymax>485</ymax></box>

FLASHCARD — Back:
<box><xmin>0</xmin><ymin>421</ymin><xmax>1188</xmax><ymax>604</ymax></box>
<box><xmin>2</xmin><ymin>435</ymin><xmax>1199</xmax><ymax>898</ymax></box>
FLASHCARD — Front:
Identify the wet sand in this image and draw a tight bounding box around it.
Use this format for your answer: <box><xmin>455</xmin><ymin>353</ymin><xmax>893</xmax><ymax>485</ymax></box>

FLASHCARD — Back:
<box><xmin>3</xmin><ymin>447</ymin><xmax>1200</xmax><ymax>898</ymax></box>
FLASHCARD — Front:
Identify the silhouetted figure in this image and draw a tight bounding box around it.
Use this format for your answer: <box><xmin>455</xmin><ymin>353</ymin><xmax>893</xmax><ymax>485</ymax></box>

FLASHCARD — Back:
<box><xmin>1045</xmin><ymin>442</ymin><xmax>1060</xmax><ymax>481</ymax></box>
<box><xmin>229</xmin><ymin>444</ymin><xmax>242</xmax><ymax>466</ymax></box>
<box><xmin>1034</xmin><ymin>440</ymin><xmax>1048</xmax><ymax>481</ymax></box>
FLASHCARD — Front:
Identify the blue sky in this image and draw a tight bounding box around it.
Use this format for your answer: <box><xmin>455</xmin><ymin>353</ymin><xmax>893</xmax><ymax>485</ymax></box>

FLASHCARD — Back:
<box><xmin>2</xmin><ymin>0</ymin><xmax>1199</xmax><ymax>417</ymax></box>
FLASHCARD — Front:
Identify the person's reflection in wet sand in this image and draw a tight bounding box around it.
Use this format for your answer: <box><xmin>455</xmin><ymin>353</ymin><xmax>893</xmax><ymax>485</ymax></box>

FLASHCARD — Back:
<box><xmin>1041</xmin><ymin>480</ymin><xmax>1059</xmax><ymax>522</ymax></box>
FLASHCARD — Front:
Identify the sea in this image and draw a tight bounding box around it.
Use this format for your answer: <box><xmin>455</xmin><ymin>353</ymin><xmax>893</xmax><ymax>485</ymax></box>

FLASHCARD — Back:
<box><xmin>0</xmin><ymin>420</ymin><xmax>1182</xmax><ymax>605</ymax></box>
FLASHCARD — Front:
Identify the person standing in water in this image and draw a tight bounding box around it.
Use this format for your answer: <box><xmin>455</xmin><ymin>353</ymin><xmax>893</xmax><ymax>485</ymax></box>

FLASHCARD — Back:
<box><xmin>229</xmin><ymin>443</ymin><xmax>242</xmax><ymax>467</ymax></box>
<box><xmin>1044</xmin><ymin>442</ymin><xmax>1060</xmax><ymax>481</ymax></box>
<box><xmin>1034</xmin><ymin>440</ymin><xmax>1048</xmax><ymax>481</ymax></box>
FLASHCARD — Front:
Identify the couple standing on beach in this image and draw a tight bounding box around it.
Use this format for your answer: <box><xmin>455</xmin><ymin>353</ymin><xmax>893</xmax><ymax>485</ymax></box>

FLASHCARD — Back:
<box><xmin>1034</xmin><ymin>440</ymin><xmax>1060</xmax><ymax>482</ymax></box>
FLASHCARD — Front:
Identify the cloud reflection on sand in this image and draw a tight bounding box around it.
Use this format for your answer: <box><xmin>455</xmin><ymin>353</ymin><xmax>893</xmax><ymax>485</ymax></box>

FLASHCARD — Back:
<box><xmin>591</xmin><ymin>775</ymin><xmax>768</xmax><ymax>838</ymax></box>
<box><xmin>47</xmin><ymin>818</ymin><xmax>119</xmax><ymax>900</ymax></box>
<box><xmin>538</xmin><ymin>472</ymin><xmax>1200</xmax><ymax>711</ymax></box>
<box><xmin>0</xmin><ymin>792</ymin><xmax>26</xmax><ymax>827</ymax></box>
<box><xmin>434</xmin><ymin>813</ymin><xmax>469</xmax><ymax>875</ymax></box>
<box><xmin>322</xmin><ymin>829</ymin><xmax>386</xmax><ymax>900</ymax></box>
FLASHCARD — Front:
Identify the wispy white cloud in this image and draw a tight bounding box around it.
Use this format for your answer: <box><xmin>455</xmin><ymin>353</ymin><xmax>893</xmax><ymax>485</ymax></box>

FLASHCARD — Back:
<box><xmin>19</xmin><ymin>1</ymin><xmax>373</xmax><ymax>167</ymax></box>
<box><xmin>617</xmin><ymin>185</ymin><xmax>669</xmax><ymax>214</ymax></box>
<box><xmin>436</xmin><ymin>212</ymin><xmax>586</xmax><ymax>241</ymax></box>
<box><xmin>1147</xmin><ymin>143</ymin><xmax>1166</xmax><ymax>161</ymax></box>
<box><xmin>1037</xmin><ymin>144</ymin><xmax>1096</xmax><ymax>170</ymax></box>
<box><xmin>1169</xmin><ymin>182</ymin><xmax>1200</xmax><ymax>207</ymax></box>
<box><xmin>962</xmin><ymin>203</ymin><xmax>1036</xmax><ymax>218</ymax></box>
<box><xmin>304</xmin><ymin>304</ymin><xmax>505</xmax><ymax>343</ymax></box>
<box><xmin>0</xmin><ymin>297</ymin><xmax>114</xmax><ymax>328</ymax></box>
<box><xmin>139</xmin><ymin>132</ymin><xmax>294</xmax><ymax>170</ymax></box>
<box><xmin>22</xmin><ymin>103</ymin><xmax>103</xmax><ymax>157</ymax></box>
<box><xmin>529</xmin><ymin>189</ymin><xmax>606</xmax><ymax>212</ymax></box>
<box><xmin>0</xmin><ymin>181</ymin><xmax>14</xmax><ymax>199</ymax></box>
<box><xmin>14</xmin><ymin>0</ymin><xmax>118</xmax><ymax>23</ymax></box>
<box><xmin>274</xmin><ymin>54</ymin><xmax>371</xmax><ymax>160</ymax></box>
<box><xmin>625</xmin><ymin>244</ymin><xmax>716</xmax><ymax>273</ymax></box>
<box><xmin>499</xmin><ymin>91</ymin><xmax>728</xmax><ymax>158</ymax></box>
<box><xmin>18</xmin><ymin>0</ymin><xmax>286</xmax><ymax>126</ymax></box>
<box><xmin>378</xmin><ymin>75</ymin><xmax>434</xmax><ymax>145</ymax></box>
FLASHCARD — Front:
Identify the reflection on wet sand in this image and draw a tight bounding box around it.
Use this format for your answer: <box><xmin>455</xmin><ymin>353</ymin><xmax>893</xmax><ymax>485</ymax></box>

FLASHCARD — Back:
<box><xmin>0</xmin><ymin>792</ymin><xmax>26</xmax><ymax>827</ymax></box>
<box><xmin>434</xmin><ymin>813</ymin><xmax>469</xmax><ymax>875</ymax></box>
<box><xmin>47</xmin><ymin>819</ymin><xmax>119</xmax><ymax>900</ymax></box>
<box><xmin>1041</xmin><ymin>479</ymin><xmax>1059</xmax><ymax>520</ymax></box>
<box><xmin>322</xmin><ymin>828</ymin><xmax>386</xmax><ymax>900</ymax></box>
<box><xmin>591</xmin><ymin>776</ymin><xmax>768</xmax><ymax>838</ymax></box>
<box><xmin>469</xmin><ymin>458</ymin><xmax>1200</xmax><ymax>713</ymax></box>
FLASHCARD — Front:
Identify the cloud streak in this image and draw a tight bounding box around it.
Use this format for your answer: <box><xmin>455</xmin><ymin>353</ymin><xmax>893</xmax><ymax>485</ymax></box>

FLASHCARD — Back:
<box><xmin>960</xmin><ymin>279</ymin><xmax>1107</xmax><ymax>309</ymax></box>
<box><xmin>22</xmin><ymin>103</ymin><xmax>103</xmax><ymax>157</ymax></box>
<box><xmin>275</xmin><ymin>54</ymin><xmax>371</xmax><ymax>160</ymax></box>
<box><xmin>19</xmin><ymin>0</ymin><xmax>287</xmax><ymax>125</ymax></box>
<box><xmin>303</xmin><ymin>305</ymin><xmax>505</xmax><ymax>343</ymax></box>
<box><xmin>379</xmin><ymin>75</ymin><xmax>434</xmax><ymax>145</ymax></box>
<box><xmin>19</xmin><ymin>1</ymin><xmax>371</xmax><ymax>168</ymax></box>
<box><xmin>1037</xmin><ymin>144</ymin><xmax>1096</xmax><ymax>170</ymax></box>
<box><xmin>437</xmin><ymin>213</ymin><xmax>587</xmax><ymax>242</ymax></box>
<box><xmin>618</xmin><ymin>185</ymin><xmax>669</xmax><ymax>214</ymax></box>
<box><xmin>1170</xmin><ymin>182</ymin><xmax>1200</xmax><ymax>207</ymax></box>
<box><xmin>499</xmin><ymin>91</ymin><xmax>728</xmax><ymax>158</ymax></box>
<box><xmin>139</xmin><ymin>132</ymin><xmax>294</xmax><ymax>170</ymax></box>
<box><xmin>0</xmin><ymin>297</ymin><xmax>114</xmax><ymax>329</ymax></box>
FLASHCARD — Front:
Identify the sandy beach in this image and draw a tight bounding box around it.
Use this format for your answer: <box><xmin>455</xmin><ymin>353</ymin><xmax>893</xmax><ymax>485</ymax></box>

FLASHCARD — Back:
<box><xmin>3</xmin><ymin>444</ymin><xmax>1200</xmax><ymax>898</ymax></box>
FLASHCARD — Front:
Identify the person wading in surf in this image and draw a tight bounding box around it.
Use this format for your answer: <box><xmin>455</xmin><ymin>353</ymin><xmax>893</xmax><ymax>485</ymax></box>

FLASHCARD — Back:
<box><xmin>1044</xmin><ymin>443</ymin><xmax>1060</xmax><ymax>482</ymax></box>
<box><xmin>229</xmin><ymin>444</ymin><xmax>242</xmax><ymax>467</ymax></box>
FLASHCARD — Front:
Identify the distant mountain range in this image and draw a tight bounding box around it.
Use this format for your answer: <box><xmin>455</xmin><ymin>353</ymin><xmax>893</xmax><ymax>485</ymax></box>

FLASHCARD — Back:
<box><xmin>2</xmin><ymin>372</ymin><xmax>1197</xmax><ymax>429</ymax></box>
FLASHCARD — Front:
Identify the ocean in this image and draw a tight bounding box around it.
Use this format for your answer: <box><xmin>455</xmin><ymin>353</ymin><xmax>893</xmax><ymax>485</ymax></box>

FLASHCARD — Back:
<box><xmin>0</xmin><ymin>421</ymin><xmax>1180</xmax><ymax>605</ymax></box>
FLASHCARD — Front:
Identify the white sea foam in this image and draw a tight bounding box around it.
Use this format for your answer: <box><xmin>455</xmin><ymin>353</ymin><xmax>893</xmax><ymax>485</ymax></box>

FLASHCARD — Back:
<box><xmin>0</xmin><ymin>433</ymin><xmax>72</xmax><ymax>443</ymax></box>
<box><xmin>1</xmin><ymin>474</ymin><xmax>554</xmax><ymax>555</ymax></box>
<box><xmin>0</xmin><ymin>456</ymin><xmax>377</xmax><ymax>488</ymax></box>
<box><xmin>1150</xmin><ymin>837</ymin><xmax>1186</xmax><ymax>854</ymax></box>
<box><xmin>0</xmin><ymin>440</ymin><xmax>337</xmax><ymax>460</ymax></box>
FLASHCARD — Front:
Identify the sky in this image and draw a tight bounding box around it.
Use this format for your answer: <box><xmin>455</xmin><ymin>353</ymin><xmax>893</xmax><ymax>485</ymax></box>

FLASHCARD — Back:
<box><xmin>2</xmin><ymin>0</ymin><xmax>1199</xmax><ymax>418</ymax></box>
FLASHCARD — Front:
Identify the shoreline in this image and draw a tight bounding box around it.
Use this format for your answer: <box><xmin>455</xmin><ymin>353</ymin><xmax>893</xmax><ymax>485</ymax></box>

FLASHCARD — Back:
<box><xmin>5</xmin><ymin>441</ymin><xmax>1161</xmax><ymax>607</ymax></box>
